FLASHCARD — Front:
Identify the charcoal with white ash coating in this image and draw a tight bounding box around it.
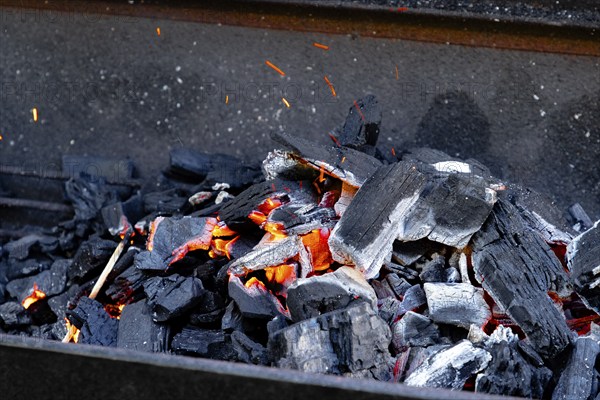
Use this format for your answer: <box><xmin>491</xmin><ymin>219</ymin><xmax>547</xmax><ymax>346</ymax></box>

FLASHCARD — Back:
<box><xmin>391</xmin><ymin>311</ymin><xmax>445</xmax><ymax>351</ymax></box>
<box><xmin>66</xmin><ymin>297</ymin><xmax>118</xmax><ymax>347</ymax></box>
<box><xmin>552</xmin><ymin>335</ymin><xmax>600</xmax><ymax>400</ymax></box>
<box><xmin>268</xmin><ymin>302</ymin><xmax>392</xmax><ymax>378</ymax></box>
<box><xmin>117</xmin><ymin>300</ymin><xmax>170</xmax><ymax>353</ymax></box>
<box><xmin>568</xmin><ymin>220</ymin><xmax>600</xmax><ymax>313</ymax></box>
<box><xmin>286</xmin><ymin>266</ymin><xmax>377</xmax><ymax>321</ymax></box>
<box><xmin>423</xmin><ymin>282</ymin><xmax>491</xmax><ymax>329</ymax></box>
<box><xmin>404</xmin><ymin>340</ymin><xmax>491</xmax><ymax>389</ymax></box>
<box><xmin>471</xmin><ymin>198</ymin><xmax>573</xmax><ymax>359</ymax></box>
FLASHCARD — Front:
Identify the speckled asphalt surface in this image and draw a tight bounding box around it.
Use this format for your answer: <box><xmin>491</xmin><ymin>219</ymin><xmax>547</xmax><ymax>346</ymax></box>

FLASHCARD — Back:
<box><xmin>0</xmin><ymin>7</ymin><xmax>599</xmax><ymax>219</ymax></box>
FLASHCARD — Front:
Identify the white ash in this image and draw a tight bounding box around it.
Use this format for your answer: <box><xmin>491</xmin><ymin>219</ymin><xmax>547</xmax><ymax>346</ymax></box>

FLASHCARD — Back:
<box><xmin>431</xmin><ymin>161</ymin><xmax>471</xmax><ymax>174</ymax></box>
<box><xmin>423</xmin><ymin>282</ymin><xmax>491</xmax><ymax>329</ymax></box>
<box><xmin>215</xmin><ymin>191</ymin><xmax>234</xmax><ymax>205</ymax></box>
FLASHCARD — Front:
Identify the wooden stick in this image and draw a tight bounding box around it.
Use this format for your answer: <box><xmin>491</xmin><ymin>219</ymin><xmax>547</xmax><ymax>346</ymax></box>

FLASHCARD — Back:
<box><xmin>62</xmin><ymin>233</ymin><xmax>130</xmax><ymax>343</ymax></box>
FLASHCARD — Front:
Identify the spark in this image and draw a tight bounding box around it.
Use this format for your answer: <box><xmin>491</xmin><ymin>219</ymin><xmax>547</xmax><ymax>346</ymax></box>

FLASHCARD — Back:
<box><xmin>313</xmin><ymin>42</ymin><xmax>329</xmax><ymax>50</ymax></box>
<box><xmin>225</xmin><ymin>95</ymin><xmax>229</xmax><ymax>104</ymax></box>
<box><xmin>156</xmin><ymin>27</ymin><xmax>161</xmax><ymax>36</ymax></box>
<box><xmin>397</xmin><ymin>7</ymin><xmax>409</xmax><ymax>12</ymax></box>
<box><xmin>341</xmin><ymin>156</ymin><xmax>346</xmax><ymax>163</ymax></box>
<box><xmin>265</xmin><ymin>60</ymin><xmax>286</xmax><ymax>76</ymax></box>
<box><xmin>353</xmin><ymin>100</ymin><xmax>366</xmax><ymax>121</ymax></box>
<box><xmin>0</xmin><ymin>134</ymin><xmax>3</xmax><ymax>141</ymax></box>
<box><xmin>32</xmin><ymin>107</ymin><xmax>38</xmax><ymax>122</ymax></box>
<box><xmin>391</xmin><ymin>147</ymin><xmax>396</xmax><ymax>156</ymax></box>
<box><xmin>395</xmin><ymin>65</ymin><xmax>399</xmax><ymax>80</ymax></box>
<box><xmin>282</xmin><ymin>97</ymin><xmax>291</xmax><ymax>108</ymax></box>
<box><xmin>328</xmin><ymin>132</ymin><xmax>341</xmax><ymax>147</ymax></box>
<box><xmin>324</xmin><ymin>76</ymin><xmax>337</xmax><ymax>97</ymax></box>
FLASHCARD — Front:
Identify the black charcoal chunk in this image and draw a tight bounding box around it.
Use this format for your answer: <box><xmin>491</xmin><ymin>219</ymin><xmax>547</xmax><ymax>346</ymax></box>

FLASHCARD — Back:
<box><xmin>268</xmin><ymin>302</ymin><xmax>391</xmax><ymax>376</ymax></box>
<box><xmin>69</xmin><ymin>237</ymin><xmax>117</xmax><ymax>282</ymax></box>
<box><xmin>117</xmin><ymin>301</ymin><xmax>170</xmax><ymax>353</ymax></box>
<box><xmin>272</xmin><ymin>131</ymin><xmax>382</xmax><ymax>188</ymax></box>
<box><xmin>552</xmin><ymin>337</ymin><xmax>600</xmax><ymax>400</ymax></box>
<box><xmin>4</xmin><ymin>235</ymin><xmax>59</xmax><ymax>260</ymax></box>
<box><xmin>228</xmin><ymin>276</ymin><xmax>287</xmax><ymax>320</ymax></box>
<box><xmin>392</xmin><ymin>239</ymin><xmax>439</xmax><ymax>267</ymax></box>
<box><xmin>329</xmin><ymin>162</ymin><xmax>428</xmax><ymax>279</ymax></box>
<box><xmin>231</xmin><ymin>330</ymin><xmax>269</xmax><ymax>365</ymax></box>
<box><xmin>286</xmin><ymin>266</ymin><xmax>377</xmax><ymax>321</ymax></box>
<box><xmin>188</xmin><ymin>291</ymin><xmax>226</xmax><ymax>325</ymax></box>
<box><xmin>476</xmin><ymin>338</ymin><xmax>552</xmax><ymax>398</ymax></box>
<box><xmin>5</xmin><ymin>258</ymin><xmax>51</xmax><ymax>280</ymax></box>
<box><xmin>6</xmin><ymin>259</ymin><xmax>70</xmax><ymax>303</ymax></box>
<box><xmin>382</xmin><ymin>261</ymin><xmax>420</xmax><ymax>281</ymax></box>
<box><xmin>472</xmin><ymin>199</ymin><xmax>572</xmax><ymax>359</ymax></box>
<box><xmin>418</xmin><ymin>254</ymin><xmax>446</xmax><ymax>283</ymax></box>
<box><xmin>405</xmin><ymin>340</ymin><xmax>491</xmax><ymax>389</ymax></box>
<box><xmin>105</xmin><ymin>265</ymin><xmax>146</xmax><ymax>304</ymax></box>
<box><xmin>397</xmin><ymin>284</ymin><xmax>427</xmax><ymax>316</ymax></box>
<box><xmin>221</xmin><ymin>301</ymin><xmax>243</xmax><ymax>332</ymax></box>
<box><xmin>392</xmin><ymin>312</ymin><xmax>442</xmax><ymax>351</ymax></box>
<box><xmin>568</xmin><ymin>203</ymin><xmax>594</xmax><ymax>232</ymax></box>
<box><xmin>424</xmin><ymin>283</ymin><xmax>491</xmax><ymax>329</ymax></box>
<box><xmin>134</xmin><ymin>216</ymin><xmax>215</xmax><ymax>271</ymax></box>
<box><xmin>169</xmin><ymin>149</ymin><xmax>229</xmax><ymax>180</ymax></box>
<box><xmin>384</xmin><ymin>274</ymin><xmax>412</xmax><ymax>299</ymax></box>
<box><xmin>337</xmin><ymin>94</ymin><xmax>381</xmax><ymax>150</ymax></box>
<box><xmin>378</xmin><ymin>297</ymin><xmax>402</xmax><ymax>324</ymax></box>
<box><xmin>0</xmin><ymin>301</ymin><xmax>32</xmax><ymax>328</ymax></box>
<box><xmin>101</xmin><ymin>198</ymin><xmax>143</xmax><ymax>237</ymax></box>
<box><xmin>143</xmin><ymin>274</ymin><xmax>204</xmax><ymax>322</ymax></box>
<box><xmin>66</xmin><ymin>297</ymin><xmax>118</xmax><ymax>347</ymax></box>
<box><xmin>65</xmin><ymin>174</ymin><xmax>119</xmax><ymax>221</ymax></box>
<box><xmin>568</xmin><ymin>221</ymin><xmax>600</xmax><ymax>313</ymax></box>
<box><xmin>171</xmin><ymin>326</ymin><xmax>235</xmax><ymax>360</ymax></box>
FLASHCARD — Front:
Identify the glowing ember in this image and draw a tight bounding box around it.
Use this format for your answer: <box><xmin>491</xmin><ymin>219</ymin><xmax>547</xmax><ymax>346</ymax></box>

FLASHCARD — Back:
<box><xmin>264</xmin><ymin>263</ymin><xmax>295</xmax><ymax>286</ymax></box>
<box><xmin>265</xmin><ymin>60</ymin><xmax>286</xmax><ymax>76</ymax></box>
<box><xmin>225</xmin><ymin>95</ymin><xmax>229</xmax><ymax>104</ymax></box>
<box><xmin>146</xmin><ymin>216</ymin><xmax>165</xmax><ymax>251</ymax></box>
<box><xmin>313</xmin><ymin>42</ymin><xmax>329</xmax><ymax>50</ymax></box>
<box><xmin>65</xmin><ymin>319</ymin><xmax>80</xmax><ymax>343</ymax></box>
<box><xmin>32</xmin><ymin>107</ymin><xmax>38</xmax><ymax>122</ymax></box>
<box><xmin>104</xmin><ymin>303</ymin><xmax>126</xmax><ymax>319</ymax></box>
<box><xmin>301</xmin><ymin>228</ymin><xmax>333</xmax><ymax>271</ymax></box>
<box><xmin>341</xmin><ymin>156</ymin><xmax>346</xmax><ymax>163</ymax></box>
<box><xmin>318</xmin><ymin>164</ymin><xmax>326</xmax><ymax>183</ymax></box>
<box><xmin>248</xmin><ymin>210</ymin><xmax>268</xmax><ymax>225</ymax></box>
<box><xmin>391</xmin><ymin>147</ymin><xmax>396</xmax><ymax>156</ymax></box>
<box><xmin>212</xmin><ymin>222</ymin><xmax>236</xmax><ymax>237</ymax></box>
<box><xmin>245</xmin><ymin>277</ymin><xmax>266</xmax><ymax>289</ymax></box>
<box><xmin>21</xmin><ymin>283</ymin><xmax>46</xmax><ymax>309</ymax></box>
<box><xmin>256</xmin><ymin>197</ymin><xmax>283</xmax><ymax>215</ymax></box>
<box><xmin>264</xmin><ymin>221</ymin><xmax>287</xmax><ymax>240</ymax></box>
<box><xmin>328</xmin><ymin>132</ymin><xmax>342</xmax><ymax>147</ymax></box>
<box><xmin>156</xmin><ymin>27</ymin><xmax>161</xmax><ymax>36</ymax></box>
<box><xmin>210</xmin><ymin>236</ymin><xmax>239</xmax><ymax>260</ymax></box>
<box><xmin>324</xmin><ymin>76</ymin><xmax>337</xmax><ymax>97</ymax></box>
<box><xmin>282</xmin><ymin>97</ymin><xmax>291</xmax><ymax>108</ymax></box>
<box><xmin>0</xmin><ymin>134</ymin><xmax>3</xmax><ymax>140</ymax></box>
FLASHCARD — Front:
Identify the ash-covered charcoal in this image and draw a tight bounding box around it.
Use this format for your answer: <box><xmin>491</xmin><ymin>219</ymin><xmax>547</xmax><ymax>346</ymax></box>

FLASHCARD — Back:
<box><xmin>203</xmin><ymin>162</ymin><xmax>262</xmax><ymax>192</ymax></box>
<box><xmin>227</xmin><ymin>235</ymin><xmax>304</xmax><ymax>277</ymax></box>
<box><xmin>143</xmin><ymin>274</ymin><xmax>205</xmax><ymax>322</ymax></box>
<box><xmin>4</xmin><ymin>234</ymin><xmax>59</xmax><ymax>260</ymax></box>
<box><xmin>231</xmin><ymin>330</ymin><xmax>269</xmax><ymax>365</ymax></box>
<box><xmin>382</xmin><ymin>261</ymin><xmax>420</xmax><ymax>281</ymax></box>
<box><xmin>4</xmin><ymin>258</ymin><xmax>51</xmax><ymax>281</ymax></box>
<box><xmin>268</xmin><ymin>203</ymin><xmax>336</xmax><ymax>235</ymax></box>
<box><xmin>401</xmin><ymin>148</ymin><xmax>492</xmax><ymax>181</ymax></box>
<box><xmin>134</xmin><ymin>216</ymin><xmax>216</xmax><ymax>271</ymax></box>
<box><xmin>552</xmin><ymin>336</ymin><xmax>600</xmax><ymax>400</ymax></box>
<box><xmin>336</xmin><ymin>94</ymin><xmax>382</xmax><ymax>154</ymax></box>
<box><xmin>66</xmin><ymin>297</ymin><xmax>118</xmax><ymax>347</ymax></box>
<box><xmin>397</xmin><ymin>284</ymin><xmax>427</xmax><ymax>316</ymax></box>
<box><xmin>228</xmin><ymin>275</ymin><xmax>287</xmax><ymax>319</ymax></box>
<box><xmin>268</xmin><ymin>302</ymin><xmax>391</xmax><ymax>377</ymax></box>
<box><xmin>475</xmin><ymin>327</ymin><xmax>553</xmax><ymax>398</ymax></box>
<box><xmin>272</xmin><ymin>131</ymin><xmax>382</xmax><ymax>188</ymax></box>
<box><xmin>383</xmin><ymin>274</ymin><xmax>412</xmax><ymax>299</ymax></box>
<box><xmin>329</xmin><ymin>162</ymin><xmax>428</xmax><ymax>279</ymax></box>
<box><xmin>568</xmin><ymin>220</ymin><xmax>600</xmax><ymax>313</ymax></box>
<box><xmin>378</xmin><ymin>297</ymin><xmax>403</xmax><ymax>324</ymax></box>
<box><xmin>68</xmin><ymin>237</ymin><xmax>117</xmax><ymax>282</ymax></box>
<box><xmin>117</xmin><ymin>301</ymin><xmax>170</xmax><ymax>353</ymax></box>
<box><xmin>0</xmin><ymin>301</ymin><xmax>32</xmax><ymax>328</ymax></box>
<box><xmin>262</xmin><ymin>149</ymin><xmax>320</xmax><ymax>182</ymax></box>
<box><xmin>404</xmin><ymin>340</ymin><xmax>491</xmax><ymax>389</ymax></box>
<box><xmin>6</xmin><ymin>259</ymin><xmax>70</xmax><ymax>303</ymax></box>
<box><xmin>417</xmin><ymin>253</ymin><xmax>448</xmax><ymax>283</ymax></box>
<box><xmin>392</xmin><ymin>311</ymin><xmax>443</xmax><ymax>351</ymax></box>
<box><xmin>286</xmin><ymin>266</ymin><xmax>377</xmax><ymax>321</ymax></box>
<box><xmin>423</xmin><ymin>283</ymin><xmax>491</xmax><ymax>329</ymax></box>
<box><xmin>568</xmin><ymin>203</ymin><xmax>595</xmax><ymax>232</ymax></box>
<box><xmin>333</xmin><ymin>182</ymin><xmax>357</xmax><ymax>217</ymax></box>
<box><xmin>391</xmin><ymin>239</ymin><xmax>442</xmax><ymax>267</ymax></box>
<box><xmin>472</xmin><ymin>199</ymin><xmax>572</xmax><ymax>359</ymax></box>
<box><xmin>171</xmin><ymin>326</ymin><xmax>236</xmax><ymax>360</ymax></box>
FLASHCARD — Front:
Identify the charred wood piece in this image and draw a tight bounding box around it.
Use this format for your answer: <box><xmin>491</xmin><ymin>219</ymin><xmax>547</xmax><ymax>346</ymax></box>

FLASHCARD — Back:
<box><xmin>66</xmin><ymin>297</ymin><xmax>118</xmax><ymax>347</ymax></box>
<box><xmin>337</xmin><ymin>94</ymin><xmax>381</xmax><ymax>151</ymax></box>
<box><xmin>143</xmin><ymin>274</ymin><xmax>205</xmax><ymax>322</ymax></box>
<box><xmin>268</xmin><ymin>302</ymin><xmax>391</xmax><ymax>376</ymax></box>
<box><xmin>68</xmin><ymin>237</ymin><xmax>117</xmax><ymax>282</ymax></box>
<box><xmin>272</xmin><ymin>131</ymin><xmax>382</xmax><ymax>188</ymax></box>
<box><xmin>171</xmin><ymin>326</ymin><xmax>236</xmax><ymax>360</ymax></box>
<box><xmin>228</xmin><ymin>235</ymin><xmax>304</xmax><ymax>277</ymax></box>
<box><xmin>228</xmin><ymin>275</ymin><xmax>288</xmax><ymax>320</ymax></box>
<box><xmin>117</xmin><ymin>300</ymin><xmax>170</xmax><ymax>353</ymax></box>
<box><xmin>552</xmin><ymin>337</ymin><xmax>600</xmax><ymax>400</ymax></box>
<box><xmin>568</xmin><ymin>220</ymin><xmax>600</xmax><ymax>313</ymax></box>
<box><xmin>392</xmin><ymin>311</ymin><xmax>443</xmax><ymax>351</ymax></box>
<box><xmin>231</xmin><ymin>330</ymin><xmax>269</xmax><ymax>365</ymax></box>
<box><xmin>286</xmin><ymin>266</ymin><xmax>377</xmax><ymax>321</ymax></box>
<box><xmin>404</xmin><ymin>340</ymin><xmax>491</xmax><ymax>390</ymax></box>
<box><xmin>424</xmin><ymin>283</ymin><xmax>491</xmax><ymax>329</ymax></box>
<box><xmin>472</xmin><ymin>199</ymin><xmax>572</xmax><ymax>359</ymax></box>
<box><xmin>105</xmin><ymin>265</ymin><xmax>146</xmax><ymax>304</ymax></box>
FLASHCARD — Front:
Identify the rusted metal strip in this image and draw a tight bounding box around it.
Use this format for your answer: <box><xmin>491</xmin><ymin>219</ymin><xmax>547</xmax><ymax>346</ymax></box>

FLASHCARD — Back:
<box><xmin>0</xmin><ymin>0</ymin><xmax>598</xmax><ymax>56</ymax></box>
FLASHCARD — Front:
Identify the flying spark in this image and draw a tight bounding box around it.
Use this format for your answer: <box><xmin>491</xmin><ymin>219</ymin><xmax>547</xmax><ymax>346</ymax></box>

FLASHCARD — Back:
<box><xmin>32</xmin><ymin>107</ymin><xmax>38</xmax><ymax>122</ymax></box>
<box><xmin>265</xmin><ymin>60</ymin><xmax>286</xmax><ymax>76</ymax></box>
<box><xmin>282</xmin><ymin>97</ymin><xmax>291</xmax><ymax>108</ymax></box>
<box><xmin>156</xmin><ymin>27</ymin><xmax>161</xmax><ymax>36</ymax></box>
<box><xmin>313</xmin><ymin>42</ymin><xmax>329</xmax><ymax>50</ymax></box>
<box><xmin>324</xmin><ymin>76</ymin><xmax>337</xmax><ymax>97</ymax></box>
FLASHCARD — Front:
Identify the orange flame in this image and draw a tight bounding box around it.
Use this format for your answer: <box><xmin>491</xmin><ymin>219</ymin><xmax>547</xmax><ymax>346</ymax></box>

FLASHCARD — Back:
<box><xmin>257</xmin><ymin>197</ymin><xmax>283</xmax><ymax>215</ymax></box>
<box><xmin>249</xmin><ymin>210</ymin><xmax>267</xmax><ymax>225</ymax></box>
<box><xmin>245</xmin><ymin>277</ymin><xmax>266</xmax><ymax>289</ymax></box>
<box><xmin>210</xmin><ymin>236</ymin><xmax>239</xmax><ymax>260</ymax></box>
<box><xmin>264</xmin><ymin>264</ymin><xmax>295</xmax><ymax>286</ymax></box>
<box><xmin>22</xmin><ymin>283</ymin><xmax>46</xmax><ymax>309</ymax></box>
<box><xmin>264</xmin><ymin>221</ymin><xmax>287</xmax><ymax>240</ymax></box>
<box><xmin>212</xmin><ymin>222</ymin><xmax>237</xmax><ymax>237</ymax></box>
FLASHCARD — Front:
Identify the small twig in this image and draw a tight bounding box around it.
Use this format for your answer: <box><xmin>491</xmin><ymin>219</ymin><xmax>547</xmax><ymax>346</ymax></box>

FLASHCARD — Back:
<box><xmin>62</xmin><ymin>232</ymin><xmax>130</xmax><ymax>343</ymax></box>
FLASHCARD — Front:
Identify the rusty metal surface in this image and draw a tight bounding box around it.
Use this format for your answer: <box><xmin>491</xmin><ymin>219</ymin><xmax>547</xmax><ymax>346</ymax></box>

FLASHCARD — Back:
<box><xmin>0</xmin><ymin>334</ymin><xmax>521</xmax><ymax>400</ymax></box>
<box><xmin>0</xmin><ymin>0</ymin><xmax>598</xmax><ymax>56</ymax></box>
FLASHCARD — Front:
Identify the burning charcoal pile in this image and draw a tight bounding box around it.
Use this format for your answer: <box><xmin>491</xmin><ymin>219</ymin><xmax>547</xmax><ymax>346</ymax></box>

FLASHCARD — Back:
<box><xmin>1</xmin><ymin>95</ymin><xmax>600</xmax><ymax>398</ymax></box>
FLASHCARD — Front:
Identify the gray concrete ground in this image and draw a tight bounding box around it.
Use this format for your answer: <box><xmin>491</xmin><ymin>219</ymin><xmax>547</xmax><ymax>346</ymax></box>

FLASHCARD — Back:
<box><xmin>0</xmin><ymin>7</ymin><xmax>599</xmax><ymax>220</ymax></box>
